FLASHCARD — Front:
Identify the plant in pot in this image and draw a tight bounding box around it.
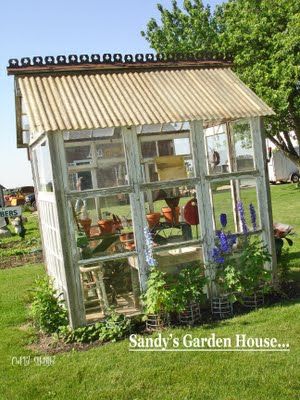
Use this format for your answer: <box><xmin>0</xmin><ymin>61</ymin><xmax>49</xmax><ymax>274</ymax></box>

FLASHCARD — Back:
<box><xmin>237</xmin><ymin>238</ymin><xmax>271</xmax><ymax>309</ymax></box>
<box><xmin>119</xmin><ymin>228</ymin><xmax>135</xmax><ymax>251</ymax></box>
<box><xmin>175</xmin><ymin>263</ymin><xmax>207</xmax><ymax>326</ymax></box>
<box><xmin>141</xmin><ymin>227</ymin><xmax>176</xmax><ymax>330</ymax></box>
<box><xmin>141</xmin><ymin>267</ymin><xmax>175</xmax><ymax>330</ymax></box>
<box><xmin>98</xmin><ymin>211</ymin><xmax>114</xmax><ymax>235</ymax></box>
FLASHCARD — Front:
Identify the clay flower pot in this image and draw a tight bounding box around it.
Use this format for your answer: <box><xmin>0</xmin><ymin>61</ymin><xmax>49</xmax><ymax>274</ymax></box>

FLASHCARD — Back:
<box><xmin>119</xmin><ymin>232</ymin><xmax>134</xmax><ymax>243</ymax></box>
<box><xmin>79</xmin><ymin>218</ymin><xmax>92</xmax><ymax>237</ymax></box>
<box><xmin>146</xmin><ymin>212</ymin><xmax>161</xmax><ymax>228</ymax></box>
<box><xmin>98</xmin><ymin>219</ymin><xmax>114</xmax><ymax>234</ymax></box>
<box><xmin>162</xmin><ymin>207</ymin><xmax>180</xmax><ymax>225</ymax></box>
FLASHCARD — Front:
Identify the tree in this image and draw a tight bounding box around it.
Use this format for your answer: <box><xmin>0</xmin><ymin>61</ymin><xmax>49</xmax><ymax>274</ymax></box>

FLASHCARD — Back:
<box><xmin>142</xmin><ymin>0</ymin><xmax>300</xmax><ymax>166</ymax></box>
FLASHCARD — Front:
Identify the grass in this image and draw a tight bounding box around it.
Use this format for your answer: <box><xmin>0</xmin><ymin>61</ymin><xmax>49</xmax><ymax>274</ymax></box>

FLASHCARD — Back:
<box><xmin>0</xmin><ymin>211</ymin><xmax>41</xmax><ymax>259</ymax></box>
<box><xmin>0</xmin><ymin>184</ymin><xmax>299</xmax><ymax>399</ymax></box>
<box><xmin>0</xmin><ymin>264</ymin><xmax>299</xmax><ymax>400</ymax></box>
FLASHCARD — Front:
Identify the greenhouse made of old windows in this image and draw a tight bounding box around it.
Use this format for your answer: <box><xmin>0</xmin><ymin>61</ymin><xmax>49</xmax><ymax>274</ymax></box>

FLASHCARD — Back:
<box><xmin>8</xmin><ymin>54</ymin><xmax>276</xmax><ymax>327</ymax></box>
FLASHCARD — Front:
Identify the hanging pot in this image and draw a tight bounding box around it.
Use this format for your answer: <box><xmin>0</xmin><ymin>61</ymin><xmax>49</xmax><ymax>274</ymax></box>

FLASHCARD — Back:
<box><xmin>79</xmin><ymin>218</ymin><xmax>92</xmax><ymax>237</ymax></box>
<box><xmin>162</xmin><ymin>207</ymin><xmax>180</xmax><ymax>225</ymax></box>
<box><xmin>146</xmin><ymin>212</ymin><xmax>161</xmax><ymax>228</ymax></box>
<box><xmin>98</xmin><ymin>219</ymin><xmax>114</xmax><ymax>234</ymax></box>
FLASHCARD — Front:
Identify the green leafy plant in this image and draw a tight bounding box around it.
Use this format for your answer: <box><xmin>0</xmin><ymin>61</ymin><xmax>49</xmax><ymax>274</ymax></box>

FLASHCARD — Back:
<box><xmin>30</xmin><ymin>277</ymin><xmax>68</xmax><ymax>334</ymax></box>
<box><xmin>58</xmin><ymin>311</ymin><xmax>131</xmax><ymax>344</ymax></box>
<box><xmin>174</xmin><ymin>264</ymin><xmax>207</xmax><ymax>311</ymax></box>
<box><xmin>141</xmin><ymin>267</ymin><xmax>176</xmax><ymax>315</ymax></box>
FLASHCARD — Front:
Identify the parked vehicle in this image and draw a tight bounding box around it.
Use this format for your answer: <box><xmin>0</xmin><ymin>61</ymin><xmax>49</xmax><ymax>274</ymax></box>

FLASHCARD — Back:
<box><xmin>267</xmin><ymin>147</ymin><xmax>300</xmax><ymax>183</ymax></box>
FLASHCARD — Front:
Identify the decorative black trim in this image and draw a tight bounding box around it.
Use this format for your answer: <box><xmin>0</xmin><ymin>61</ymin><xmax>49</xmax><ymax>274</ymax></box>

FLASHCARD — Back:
<box><xmin>8</xmin><ymin>53</ymin><xmax>230</xmax><ymax>69</ymax></box>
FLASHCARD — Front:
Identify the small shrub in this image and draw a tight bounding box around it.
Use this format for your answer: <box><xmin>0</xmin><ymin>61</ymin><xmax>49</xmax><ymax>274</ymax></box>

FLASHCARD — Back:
<box><xmin>30</xmin><ymin>277</ymin><xmax>68</xmax><ymax>334</ymax></box>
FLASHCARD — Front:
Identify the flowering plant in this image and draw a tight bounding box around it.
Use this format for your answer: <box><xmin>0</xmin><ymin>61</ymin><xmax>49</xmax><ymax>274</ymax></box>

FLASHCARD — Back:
<box><xmin>211</xmin><ymin>202</ymin><xmax>272</xmax><ymax>301</ymax></box>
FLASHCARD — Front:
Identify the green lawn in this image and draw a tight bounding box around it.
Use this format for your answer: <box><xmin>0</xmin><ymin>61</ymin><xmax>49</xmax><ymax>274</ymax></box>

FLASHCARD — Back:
<box><xmin>0</xmin><ymin>184</ymin><xmax>299</xmax><ymax>399</ymax></box>
<box><xmin>0</xmin><ymin>264</ymin><xmax>299</xmax><ymax>400</ymax></box>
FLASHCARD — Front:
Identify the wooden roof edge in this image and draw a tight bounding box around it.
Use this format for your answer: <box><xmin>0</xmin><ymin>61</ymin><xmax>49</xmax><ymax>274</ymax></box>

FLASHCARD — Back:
<box><xmin>7</xmin><ymin>54</ymin><xmax>232</xmax><ymax>76</ymax></box>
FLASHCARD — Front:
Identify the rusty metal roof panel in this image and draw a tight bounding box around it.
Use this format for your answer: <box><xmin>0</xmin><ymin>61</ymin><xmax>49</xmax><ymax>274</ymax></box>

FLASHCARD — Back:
<box><xmin>16</xmin><ymin>67</ymin><xmax>274</xmax><ymax>134</ymax></box>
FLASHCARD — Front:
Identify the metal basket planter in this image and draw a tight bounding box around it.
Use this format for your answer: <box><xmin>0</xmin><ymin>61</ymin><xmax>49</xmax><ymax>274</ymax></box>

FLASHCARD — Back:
<box><xmin>178</xmin><ymin>302</ymin><xmax>201</xmax><ymax>326</ymax></box>
<box><xmin>145</xmin><ymin>314</ymin><xmax>170</xmax><ymax>331</ymax></box>
<box><xmin>211</xmin><ymin>295</ymin><xmax>234</xmax><ymax>319</ymax></box>
<box><xmin>242</xmin><ymin>291</ymin><xmax>264</xmax><ymax>310</ymax></box>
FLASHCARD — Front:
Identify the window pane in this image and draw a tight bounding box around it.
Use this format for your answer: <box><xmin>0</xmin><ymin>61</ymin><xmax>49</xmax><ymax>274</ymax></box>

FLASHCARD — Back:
<box><xmin>154</xmin><ymin>245</ymin><xmax>203</xmax><ymax>275</ymax></box>
<box><xmin>211</xmin><ymin>181</ymin><xmax>235</xmax><ymax>232</ymax></box>
<box><xmin>143</xmin><ymin>185</ymin><xmax>201</xmax><ymax>248</ymax></box>
<box><xmin>33</xmin><ymin>140</ymin><xmax>53</xmax><ymax>192</ymax></box>
<box><xmin>140</xmin><ymin>133</ymin><xmax>194</xmax><ymax>183</ymax></box>
<box><xmin>205</xmin><ymin>125</ymin><xmax>229</xmax><ymax>175</ymax></box>
<box><xmin>237</xmin><ymin>178</ymin><xmax>260</xmax><ymax>232</ymax></box>
<box><xmin>81</xmin><ymin>258</ymin><xmax>140</xmax><ymax>321</ymax></box>
<box><xmin>231</xmin><ymin>120</ymin><xmax>254</xmax><ymax>171</ymax></box>
<box><xmin>64</xmin><ymin>129</ymin><xmax>128</xmax><ymax>190</ymax></box>
<box><xmin>72</xmin><ymin>194</ymin><xmax>135</xmax><ymax>259</ymax></box>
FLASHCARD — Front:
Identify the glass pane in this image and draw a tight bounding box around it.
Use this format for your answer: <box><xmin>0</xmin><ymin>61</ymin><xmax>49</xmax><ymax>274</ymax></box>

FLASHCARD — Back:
<box><xmin>154</xmin><ymin>245</ymin><xmax>203</xmax><ymax>275</ymax></box>
<box><xmin>205</xmin><ymin>125</ymin><xmax>230</xmax><ymax>175</ymax></box>
<box><xmin>237</xmin><ymin>178</ymin><xmax>260</xmax><ymax>232</ymax></box>
<box><xmin>81</xmin><ymin>258</ymin><xmax>140</xmax><ymax>321</ymax></box>
<box><xmin>72</xmin><ymin>194</ymin><xmax>135</xmax><ymax>259</ymax></box>
<box><xmin>211</xmin><ymin>181</ymin><xmax>235</xmax><ymax>232</ymax></box>
<box><xmin>64</xmin><ymin>128</ymin><xmax>128</xmax><ymax>190</ymax></box>
<box><xmin>140</xmin><ymin>133</ymin><xmax>194</xmax><ymax>183</ymax></box>
<box><xmin>144</xmin><ymin>185</ymin><xmax>201</xmax><ymax>247</ymax></box>
<box><xmin>33</xmin><ymin>140</ymin><xmax>53</xmax><ymax>192</ymax></box>
<box><xmin>231</xmin><ymin>119</ymin><xmax>254</xmax><ymax>171</ymax></box>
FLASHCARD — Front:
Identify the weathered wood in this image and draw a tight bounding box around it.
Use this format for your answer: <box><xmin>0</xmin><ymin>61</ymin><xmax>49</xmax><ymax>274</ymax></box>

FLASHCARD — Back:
<box><xmin>205</xmin><ymin>169</ymin><xmax>259</xmax><ymax>182</ymax></box>
<box><xmin>250</xmin><ymin>117</ymin><xmax>277</xmax><ymax>276</ymax></box>
<box><xmin>226</xmin><ymin>121</ymin><xmax>240</xmax><ymax>232</ymax></box>
<box><xmin>190</xmin><ymin>120</ymin><xmax>216</xmax><ymax>296</ymax></box>
<box><xmin>48</xmin><ymin>132</ymin><xmax>86</xmax><ymax>328</ymax></box>
<box><xmin>78</xmin><ymin>250</ymin><xmax>137</xmax><ymax>266</ymax></box>
<box><xmin>122</xmin><ymin>126</ymin><xmax>149</xmax><ymax>292</ymax></box>
<box><xmin>66</xmin><ymin>185</ymin><xmax>132</xmax><ymax>199</ymax></box>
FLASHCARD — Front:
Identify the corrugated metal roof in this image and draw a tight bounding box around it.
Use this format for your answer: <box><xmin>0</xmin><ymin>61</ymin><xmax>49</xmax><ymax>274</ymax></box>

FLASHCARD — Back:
<box><xmin>16</xmin><ymin>67</ymin><xmax>274</xmax><ymax>134</ymax></box>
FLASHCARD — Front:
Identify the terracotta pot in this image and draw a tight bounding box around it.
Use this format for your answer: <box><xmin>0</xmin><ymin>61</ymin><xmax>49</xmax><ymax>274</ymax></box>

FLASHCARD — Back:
<box><xmin>119</xmin><ymin>232</ymin><xmax>134</xmax><ymax>243</ymax></box>
<box><xmin>124</xmin><ymin>242</ymin><xmax>136</xmax><ymax>251</ymax></box>
<box><xmin>162</xmin><ymin>207</ymin><xmax>180</xmax><ymax>225</ymax></box>
<box><xmin>79</xmin><ymin>218</ymin><xmax>92</xmax><ymax>237</ymax></box>
<box><xmin>146</xmin><ymin>212</ymin><xmax>161</xmax><ymax>228</ymax></box>
<box><xmin>98</xmin><ymin>219</ymin><xmax>114</xmax><ymax>234</ymax></box>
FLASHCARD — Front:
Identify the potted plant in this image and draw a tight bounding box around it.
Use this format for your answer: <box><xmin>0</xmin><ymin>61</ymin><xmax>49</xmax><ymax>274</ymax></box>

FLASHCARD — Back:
<box><xmin>141</xmin><ymin>267</ymin><xmax>175</xmax><ymax>330</ymax></box>
<box><xmin>175</xmin><ymin>263</ymin><xmax>207</xmax><ymax>325</ymax></box>
<box><xmin>146</xmin><ymin>212</ymin><xmax>161</xmax><ymax>228</ymax></box>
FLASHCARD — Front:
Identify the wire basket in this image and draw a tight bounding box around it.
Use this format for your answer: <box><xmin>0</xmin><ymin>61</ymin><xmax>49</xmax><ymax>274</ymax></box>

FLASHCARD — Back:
<box><xmin>178</xmin><ymin>302</ymin><xmax>201</xmax><ymax>326</ymax></box>
<box><xmin>211</xmin><ymin>295</ymin><xmax>233</xmax><ymax>319</ymax></box>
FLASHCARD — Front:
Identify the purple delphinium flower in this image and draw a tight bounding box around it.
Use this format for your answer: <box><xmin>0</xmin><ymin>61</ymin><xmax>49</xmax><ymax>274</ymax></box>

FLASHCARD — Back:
<box><xmin>237</xmin><ymin>201</ymin><xmax>248</xmax><ymax>234</ymax></box>
<box><xmin>249</xmin><ymin>203</ymin><xmax>257</xmax><ymax>231</ymax></box>
<box><xmin>218</xmin><ymin>231</ymin><xmax>230</xmax><ymax>253</ymax></box>
<box><xmin>220</xmin><ymin>213</ymin><xmax>227</xmax><ymax>228</ymax></box>
<box><xmin>144</xmin><ymin>227</ymin><xmax>157</xmax><ymax>267</ymax></box>
<box><xmin>211</xmin><ymin>247</ymin><xmax>225</xmax><ymax>264</ymax></box>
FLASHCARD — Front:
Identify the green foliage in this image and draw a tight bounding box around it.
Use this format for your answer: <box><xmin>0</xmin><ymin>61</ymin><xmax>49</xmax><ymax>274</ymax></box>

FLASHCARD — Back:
<box><xmin>215</xmin><ymin>239</ymin><xmax>272</xmax><ymax>300</ymax></box>
<box><xmin>173</xmin><ymin>264</ymin><xmax>207</xmax><ymax>311</ymax></box>
<box><xmin>29</xmin><ymin>277</ymin><xmax>68</xmax><ymax>334</ymax></box>
<box><xmin>143</xmin><ymin>0</ymin><xmax>300</xmax><ymax>165</ymax></box>
<box><xmin>142</xmin><ymin>264</ymin><xmax>207</xmax><ymax>315</ymax></box>
<box><xmin>141</xmin><ymin>267</ymin><xmax>176</xmax><ymax>315</ymax></box>
<box><xmin>58</xmin><ymin>311</ymin><xmax>131</xmax><ymax>344</ymax></box>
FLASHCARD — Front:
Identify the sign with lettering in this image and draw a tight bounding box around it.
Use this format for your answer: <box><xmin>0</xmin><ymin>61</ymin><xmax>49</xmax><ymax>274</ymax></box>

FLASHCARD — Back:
<box><xmin>0</xmin><ymin>207</ymin><xmax>22</xmax><ymax>218</ymax></box>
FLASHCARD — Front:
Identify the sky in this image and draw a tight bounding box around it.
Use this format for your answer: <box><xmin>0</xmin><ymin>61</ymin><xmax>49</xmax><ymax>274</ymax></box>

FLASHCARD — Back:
<box><xmin>0</xmin><ymin>0</ymin><xmax>223</xmax><ymax>188</ymax></box>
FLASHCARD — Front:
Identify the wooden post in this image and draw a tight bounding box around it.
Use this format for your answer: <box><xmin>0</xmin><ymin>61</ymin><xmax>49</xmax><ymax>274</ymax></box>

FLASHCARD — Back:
<box><xmin>48</xmin><ymin>133</ymin><xmax>86</xmax><ymax>328</ymax></box>
<box><xmin>250</xmin><ymin>117</ymin><xmax>277</xmax><ymax>277</ymax></box>
<box><xmin>190</xmin><ymin>121</ymin><xmax>216</xmax><ymax>296</ymax></box>
<box><xmin>122</xmin><ymin>126</ymin><xmax>149</xmax><ymax>292</ymax></box>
